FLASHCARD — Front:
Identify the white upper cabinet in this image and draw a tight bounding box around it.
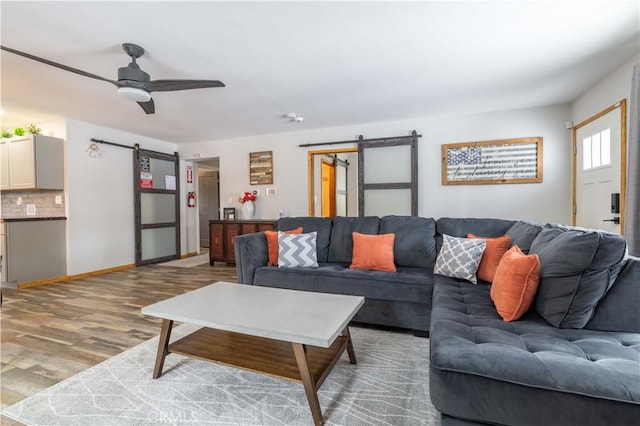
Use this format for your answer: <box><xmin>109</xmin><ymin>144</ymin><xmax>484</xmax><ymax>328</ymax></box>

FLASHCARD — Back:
<box><xmin>0</xmin><ymin>135</ymin><xmax>64</xmax><ymax>190</ymax></box>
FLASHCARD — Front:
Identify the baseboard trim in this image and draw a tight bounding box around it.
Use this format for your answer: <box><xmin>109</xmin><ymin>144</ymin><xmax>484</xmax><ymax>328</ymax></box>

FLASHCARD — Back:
<box><xmin>18</xmin><ymin>275</ymin><xmax>71</xmax><ymax>289</ymax></box>
<box><xmin>181</xmin><ymin>252</ymin><xmax>198</xmax><ymax>259</ymax></box>
<box><xmin>17</xmin><ymin>264</ymin><xmax>137</xmax><ymax>289</ymax></box>
<box><xmin>67</xmin><ymin>264</ymin><xmax>136</xmax><ymax>281</ymax></box>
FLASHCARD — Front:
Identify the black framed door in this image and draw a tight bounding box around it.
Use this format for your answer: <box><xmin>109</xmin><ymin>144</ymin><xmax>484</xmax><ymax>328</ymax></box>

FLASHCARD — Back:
<box><xmin>134</xmin><ymin>148</ymin><xmax>181</xmax><ymax>266</ymax></box>
<box><xmin>358</xmin><ymin>131</ymin><xmax>419</xmax><ymax>216</ymax></box>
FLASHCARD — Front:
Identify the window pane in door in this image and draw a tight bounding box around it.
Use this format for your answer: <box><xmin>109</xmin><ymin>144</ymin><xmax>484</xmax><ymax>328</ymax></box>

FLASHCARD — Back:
<box><xmin>141</xmin><ymin>227</ymin><xmax>176</xmax><ymax>261</ymax></box>
<box><xmin>364</xmin><ymin>189</ymin><xmax>411</xmax><ymax>216</ymax></box>
<box><xmin>141</xmin><ymin>193</ymin><xmax>176</xmax><ymax>224</ymax></box>
<box><xmin>149</xmin><ymin>158</ymin><xmax>176</xmax><ymax>190</ymax></box>
<box><xmin>363</xmin><ymin>145</ymin><xmax>411</xmax><ymax>184</ymax></box>
<box><xmin>601</xmin><ymin>129</ymin><xmax>611</xmax><ymax>166</ymax></box>
<box><xmin>592</xmin><ymin>133</ymin><xmax>601</xmax><ymax>167</ymax></box>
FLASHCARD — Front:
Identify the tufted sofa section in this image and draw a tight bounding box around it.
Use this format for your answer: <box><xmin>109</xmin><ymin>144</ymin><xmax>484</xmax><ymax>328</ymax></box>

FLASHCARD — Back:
<box><xmin>430</xmin><ymin>275</ymin><xmax>640</xmax><ymax>425</ymax></box>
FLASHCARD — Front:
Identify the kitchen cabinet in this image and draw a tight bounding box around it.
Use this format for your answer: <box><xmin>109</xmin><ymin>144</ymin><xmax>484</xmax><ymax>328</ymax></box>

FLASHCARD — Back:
<box><xmin>209</xmin><ymin>220</ymin><xmax>276</xmax><ymax>265</ymax></box>
<box><xmin>0</xmin><ymin>135</ymin><xmax>64</xmax><ymax>190</ymax></box>
<box><xmin>2</xmin><ymin>218</ymin><xmax>67</xmax><ymax>286</ymax></box>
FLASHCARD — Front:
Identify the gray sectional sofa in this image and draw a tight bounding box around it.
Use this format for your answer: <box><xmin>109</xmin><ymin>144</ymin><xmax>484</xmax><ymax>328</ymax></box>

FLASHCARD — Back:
<box><xmin>234</xmin><ymin>215</ymin><xmax>640</xmax><ymax>425</ymax></box>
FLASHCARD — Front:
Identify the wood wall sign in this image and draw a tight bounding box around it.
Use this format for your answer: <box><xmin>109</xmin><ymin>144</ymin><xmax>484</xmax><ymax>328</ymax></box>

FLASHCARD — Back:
<box><xmin>249</xmin><ymin>150</ymin><xmax>273</xmax><ymax>185</ymax></box>
<box><xmin>441</xmin><ymin>137</ymin><xmax>543</xmax><ymax>185</ymax></box>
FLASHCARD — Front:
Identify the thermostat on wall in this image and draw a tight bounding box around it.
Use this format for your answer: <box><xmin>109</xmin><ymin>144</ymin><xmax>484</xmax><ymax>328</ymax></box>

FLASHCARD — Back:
<box><xmin>266</xmin><ymin>188</ymin><xmax>277</xmax><ymax>196</ymax></box>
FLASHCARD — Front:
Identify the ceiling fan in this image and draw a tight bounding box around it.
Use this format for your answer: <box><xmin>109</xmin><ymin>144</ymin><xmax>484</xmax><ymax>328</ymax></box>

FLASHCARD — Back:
<box><xmin>0</xmin><ymin>43</ymin><xmax>225</xmax><ymax>114</ymax></box>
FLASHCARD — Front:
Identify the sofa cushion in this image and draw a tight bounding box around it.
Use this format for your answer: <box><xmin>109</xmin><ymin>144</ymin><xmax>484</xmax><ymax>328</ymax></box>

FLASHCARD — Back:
<box><xmin>436</xmin><ymin>217</ymin><xmax>515</xmax><ymax>251</ymax></box>
<box><xmin>490</xmin><ymin>245</ymin><xmax>541</xmax><ymax>321</ymax></box>
<box><xmin>254</xmin><ymin>263</ymin><xmax>433</xmax><ymax>304</ymax></box>
<box><xmin>327</xmin><ymin>216</ymin><xmax>380</xmax><ymax>263</ymax></box>
<box><xmin>530</xmin><ymin>225</ymin><xmax>628</xmax><ymax>329</ymax></box>
<box><xmin>468</xmin><ymin>233</ymin><xmax>511</xmax><ymax>283</ymax></box>
<box><xmin>430</xmin><ymin>278</ymin><xmax>640</xmax><ymax>425</ymax></box>
<box><xmin>434</xmin><ymin>234</ymin><xmax>486</xmax><ymax>284</ymax></box>
<box><xmin>350</xmin><ymin>232</ymin><xmax>396</xmax><ymax>272</ymax></box>
<box><xmin>278</xmin><ymin>217</ymin><xmax>333</xmax><ymax>262</ymax></box>
<box><xmin>278</xmin><ymin>232</ymin><xmax>318</xmax><ymax>268</ymax></box>
<box><xmin>586</xmin><ymin>256</ymin><xmax>640</xmax><ymax>333</ymax></box>
<box><xmin>380</xmin><ymin>215</ymin><xmax>437</xmax><ymax>268</ymax></box>
<box><xmin>265</xmin><ymin>227</ymin><xmax>302</xmax><ymax>266</ymax></box>
<box><xmin>506</xmin><ymin>220</ymin><xmax>544</xmax><ymax>253</ymax></box>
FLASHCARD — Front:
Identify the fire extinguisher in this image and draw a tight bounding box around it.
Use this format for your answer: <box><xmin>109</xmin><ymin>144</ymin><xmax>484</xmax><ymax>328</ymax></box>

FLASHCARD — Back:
<box><xmin>188</xmin><ymin>192</ymin><xmax>196</xmax><ymax>208</ymax></box>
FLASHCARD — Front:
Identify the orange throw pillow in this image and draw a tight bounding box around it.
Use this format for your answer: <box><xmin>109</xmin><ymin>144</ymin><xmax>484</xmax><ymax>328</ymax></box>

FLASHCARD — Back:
<box><xmin>490</xmin><ymin>245</ymin><xmax>541</xmax><ymax>322</ymax></box>
<box><xmin>350</xmin><ymin>232</ymin><xmax>396</xmax><ymax>272</ymax></box>
<box><xmin>265</xmin><ymin>227</ymin><xmax>302</xmax><ymax>266</ymax></box>
<box><xmin>468</xmin><ymin>233</ymin><xmax>512</xmax><ymax>283</ymax></box>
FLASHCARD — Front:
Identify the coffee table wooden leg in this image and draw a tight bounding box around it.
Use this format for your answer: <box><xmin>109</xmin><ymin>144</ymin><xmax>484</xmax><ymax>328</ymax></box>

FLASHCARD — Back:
<box><xmin>292</xmin><ymin>342</ymin><xmax>324</xmax><ymax>426</ymax></box>
<box><xmin>153</xmin><ymin>319</ymin><xmax>174</xmax><ymax>379</ymax></box>
<box><xmin>343</xmin><ymin>326</ymin><xmax>357</xmax><ymax>364</ymax></box>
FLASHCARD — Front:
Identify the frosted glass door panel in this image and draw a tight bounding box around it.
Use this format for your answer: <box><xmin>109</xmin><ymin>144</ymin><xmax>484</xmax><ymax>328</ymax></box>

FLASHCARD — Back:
<box><xmin>363</xmin><ymin>145</ymin><xmax>411</xmax><ymax>184</ymax></box>
<box><xmin>150</xmin><ymin>158</ymin><xmax>176</xmax><ymax>190</ymax></box>
<box><xmin>364</xmin><ymin>189</ymin><xmax>411</xmax><ymax>216</ymax></box>
<box><xmin>142</xmin><ymin>227</ymin><xmax>176</xmax><ymax>261</ymax></box>
<box><xmin>141</xmin><ymin>193</ymin><xmax>176</xmax><ymax>224</ymax></box>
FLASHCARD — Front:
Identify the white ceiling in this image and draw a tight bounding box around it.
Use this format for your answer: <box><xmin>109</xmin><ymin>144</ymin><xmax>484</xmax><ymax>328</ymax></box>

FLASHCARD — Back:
<box><xmin>1</xmin><ymin>1</ymin><xmax>638</xmax><ymax>144</ymax></box>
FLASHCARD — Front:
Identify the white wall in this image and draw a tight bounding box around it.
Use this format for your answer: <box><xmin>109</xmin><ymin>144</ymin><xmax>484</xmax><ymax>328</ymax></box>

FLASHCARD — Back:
<box><xmin>179</xmin><ymin>103</ymin><xmax>572</xmax><ymax>244</ymax></box>
<box><xmin>65</xmin><ymin>119</ymin><xmax>178</xmax><ymax>275</ymax></box>
<box><xmin>572</xmin><ymin>55</ymin><xmax>639</xmax><ymax>122</ymax></box>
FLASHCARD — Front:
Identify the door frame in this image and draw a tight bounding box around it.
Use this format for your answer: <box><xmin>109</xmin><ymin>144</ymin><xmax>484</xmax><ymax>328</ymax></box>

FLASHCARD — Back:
<box><xmin>571</xmin><ymin>99</ymin><xmax>627</xmax><ymax>231</ymax></box>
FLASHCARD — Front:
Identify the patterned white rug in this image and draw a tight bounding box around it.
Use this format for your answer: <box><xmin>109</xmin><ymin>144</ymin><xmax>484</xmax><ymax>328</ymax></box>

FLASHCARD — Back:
<box><xmin>3</xmin><ymin>325</ymin><xmax>439</xmax><ymax>425</ymax></box>
<box><xmin>158</xmin><ymin>254</ymin><xmax>210</xmax><ymax>268</ymax></box>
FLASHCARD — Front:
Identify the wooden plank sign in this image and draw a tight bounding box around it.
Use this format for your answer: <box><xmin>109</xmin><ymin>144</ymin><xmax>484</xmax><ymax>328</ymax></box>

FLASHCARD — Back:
<box><xmin>249</xmin><ymin>151</ymin><xmax>273</xmax><ymax>185</ymax></box>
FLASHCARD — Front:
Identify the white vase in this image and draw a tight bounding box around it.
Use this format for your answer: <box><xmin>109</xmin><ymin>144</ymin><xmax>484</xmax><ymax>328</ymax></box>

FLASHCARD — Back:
<box><xmin>241</xmin><ymin>200</ymin><xmax>255</xmax><ymax>220</ymax></box>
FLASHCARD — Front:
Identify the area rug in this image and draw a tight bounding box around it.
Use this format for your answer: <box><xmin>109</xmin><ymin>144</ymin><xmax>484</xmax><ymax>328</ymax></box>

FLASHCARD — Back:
<box><xmin>158</xmin><ymin>254</ymin><xmax>210</xmax><ymax>268</ymax></box>
<box><xmin>2</xmin><ymin>325</ymin><xmax>438</xmax><ymax>425</ymax></box>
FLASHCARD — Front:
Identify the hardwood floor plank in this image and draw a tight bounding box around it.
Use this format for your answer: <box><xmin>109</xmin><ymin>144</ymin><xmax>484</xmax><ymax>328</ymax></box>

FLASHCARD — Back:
<box><xmin>0</xmin><ymin>261</ymin><xmax>238</xmax><ymax>420</ymax></box>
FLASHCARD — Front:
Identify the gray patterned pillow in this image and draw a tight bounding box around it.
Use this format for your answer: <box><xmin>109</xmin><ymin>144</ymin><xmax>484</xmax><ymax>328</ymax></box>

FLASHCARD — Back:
<box><xmin>278</xmin><ymin>231</ymin><xmax>319</xmax><ymax>268</ymax></box>
<box><xmin>434</xmin><ymin>234</ymin><xmax>486</xmax><ymax>284</ymax></box>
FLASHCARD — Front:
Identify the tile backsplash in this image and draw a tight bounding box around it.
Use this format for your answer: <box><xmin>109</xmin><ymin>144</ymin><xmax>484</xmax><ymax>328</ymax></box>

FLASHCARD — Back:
<box><xmin>1</xmin><ymin>191</ymin><xmax>65</xmax><ymax>218</ymax></box>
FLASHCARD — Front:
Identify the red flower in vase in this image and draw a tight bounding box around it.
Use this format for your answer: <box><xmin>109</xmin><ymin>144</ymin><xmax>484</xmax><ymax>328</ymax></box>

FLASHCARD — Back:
<box><xmin>238</xmin><ymin>191</ymin><xmax>257</xmax><ymax>203</ymax></box>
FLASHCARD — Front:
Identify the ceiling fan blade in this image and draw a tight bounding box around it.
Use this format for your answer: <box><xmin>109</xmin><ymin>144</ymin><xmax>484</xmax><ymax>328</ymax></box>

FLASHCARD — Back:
<box><xmin>0</xmin><ymin>45</ymin><xmax>117</xmax><ymax>85</ymax></box>
<box><xmin>143</xmin><ymin>79</ymin><xmax>225</xmax><ymax>92</ymax></box>
<box><xmin>137</xmin><ymin>99</ymin><xmax>155</xmax><ymax>114</ymax></box>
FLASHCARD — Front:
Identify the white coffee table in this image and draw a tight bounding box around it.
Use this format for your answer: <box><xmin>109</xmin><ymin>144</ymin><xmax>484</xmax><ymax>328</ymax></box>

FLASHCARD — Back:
<box><xmin>141</xmin><ymin>282</ymin><xmax>364</xmax><ymax>426</ymax></box>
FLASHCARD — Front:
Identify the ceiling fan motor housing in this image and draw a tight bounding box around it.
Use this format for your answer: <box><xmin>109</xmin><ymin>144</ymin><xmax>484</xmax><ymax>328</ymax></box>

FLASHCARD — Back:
<box><xmin>118</xmin><ymin>65</ymin><xmax>150</xmax><ymax>83</ymax></box>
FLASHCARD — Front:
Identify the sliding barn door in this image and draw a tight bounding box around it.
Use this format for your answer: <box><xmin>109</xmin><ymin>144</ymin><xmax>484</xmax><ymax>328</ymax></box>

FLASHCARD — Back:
<box><xmin>134</xmin><ymin>149</ymin><xmax>181</xmax><ymax>265</ymax></box>
<box><xmin>358</xmin><ymin>131</ymin><xmax>418</xmax><ymax>216</ymax></box>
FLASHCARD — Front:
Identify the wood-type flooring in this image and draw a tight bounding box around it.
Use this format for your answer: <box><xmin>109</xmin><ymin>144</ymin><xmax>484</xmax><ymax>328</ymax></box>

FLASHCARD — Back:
<box><xmin>0</xmin><ymin>261</ymin><xmax>238</xmax><ymax>425</ymax></box>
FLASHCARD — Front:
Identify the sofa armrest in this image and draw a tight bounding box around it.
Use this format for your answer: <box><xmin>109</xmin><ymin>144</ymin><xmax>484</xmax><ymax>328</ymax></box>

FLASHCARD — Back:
<box><xmin>234</xmin><ymin>232</ymin><xmax>269</xmax><ymax>284</ymax></box>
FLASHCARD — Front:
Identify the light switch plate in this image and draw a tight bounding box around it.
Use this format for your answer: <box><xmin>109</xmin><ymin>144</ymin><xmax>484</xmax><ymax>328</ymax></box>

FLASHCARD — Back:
<box><xmin>266</xmin><ymin>188</ymin><xmax>277</xmax><ymax>196</ymax></box>
<box><xmin>26</xmin><ymin>204</ymin><xmax>37</xmax><ymax>216</ymax></box>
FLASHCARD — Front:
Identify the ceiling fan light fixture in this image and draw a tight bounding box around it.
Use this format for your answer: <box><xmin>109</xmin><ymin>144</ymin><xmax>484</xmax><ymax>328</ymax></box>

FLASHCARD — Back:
<box><xmin>117</xmin><ymin>87</ymin><xmax>151</xmax><ymax>102</ymax></box>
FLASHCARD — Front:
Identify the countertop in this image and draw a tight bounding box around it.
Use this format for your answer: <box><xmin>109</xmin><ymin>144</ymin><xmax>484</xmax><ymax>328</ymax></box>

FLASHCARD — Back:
<box><xmin>0</xmin><ymin>217</ymin><xmax>67</xmax><ymax>223</ymax></box>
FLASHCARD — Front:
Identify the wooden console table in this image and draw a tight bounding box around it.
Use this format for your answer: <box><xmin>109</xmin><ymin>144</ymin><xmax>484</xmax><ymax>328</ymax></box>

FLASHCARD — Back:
<box><xmin>209</xmin><ymin>219</ymin><xmax>276</xmax><ymax>266</ymax></box>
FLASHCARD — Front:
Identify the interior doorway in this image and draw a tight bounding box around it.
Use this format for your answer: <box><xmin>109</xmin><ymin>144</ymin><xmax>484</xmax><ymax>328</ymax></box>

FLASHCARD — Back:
<box><xmin>308</xmin><ymin>148</ymin><xmax>358</xmax><ymax>217</ymax></box>
<box><xmin>321</xmin><ymin>159</ymin><xmax>336</xmax><ymax>217</ymax></box>
<box><xmin>196</xmin><ymin>159</ymin><xmax>220</xmax><ymax>248</ymax></box>
<box><xmin>572</xmin><ymin>100</ymin><xmax>627</xmax><ymax>233</ymax></box>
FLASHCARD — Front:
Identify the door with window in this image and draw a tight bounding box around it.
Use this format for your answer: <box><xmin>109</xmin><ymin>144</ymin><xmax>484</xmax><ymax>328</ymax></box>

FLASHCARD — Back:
<box><xmin>574</xmin><ymin>101</ymin><xmax>626</xmax><ymax>233</ymax></box>
<box><xmin>134</xmin><ymin>149</ymin><xmax>181</xmax><ymax>265</ymax></box>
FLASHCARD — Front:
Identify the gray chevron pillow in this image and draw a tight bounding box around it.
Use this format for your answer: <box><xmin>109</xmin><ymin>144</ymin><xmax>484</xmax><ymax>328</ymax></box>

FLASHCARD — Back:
<box><xmin>278</xmin><ymin>231</ymin><xmax>319</xmax><ymax>268</ymax></box>
<box><xmin>434</xmin><ymin>234</ymin><xmax>486</xmax><ymax>284</ymax></box>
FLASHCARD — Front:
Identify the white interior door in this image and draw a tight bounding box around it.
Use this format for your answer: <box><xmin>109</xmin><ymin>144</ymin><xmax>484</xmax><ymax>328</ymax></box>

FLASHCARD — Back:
<box><xmin>575</xmin><ymin>106</ymin><xmax>622</xmax><ymax>233</ymax></box>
